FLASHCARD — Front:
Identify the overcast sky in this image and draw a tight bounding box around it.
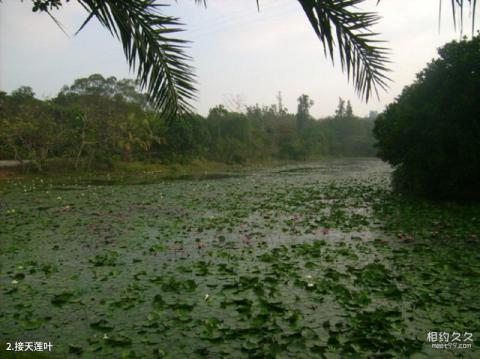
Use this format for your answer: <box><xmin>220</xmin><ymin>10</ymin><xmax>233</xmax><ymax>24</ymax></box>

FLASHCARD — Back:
<box><xmin>0</xmin><ymin>0</ymin><xmax>472</xmax><ymax>117</ymax></box>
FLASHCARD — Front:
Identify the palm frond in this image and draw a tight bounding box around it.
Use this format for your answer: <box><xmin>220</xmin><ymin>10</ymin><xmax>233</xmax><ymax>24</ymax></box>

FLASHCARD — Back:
<box><xmin>77</xmin><ymin>0</ymin><xmax>196</xmax><ymax>121</ymax></box>
<box><xmin>194</xmin><ymin>0</ymin><xmax>388</xmax><ymax>101</ymax></box>
<box><xmin>450</xmin><ymin>0</ymin><xmax>478</xmax><ymax>34</ymax></box>
<box><xmin>297</xmin><ymin>0</ymin><xmax>390</xmax><ymax>101</ymax></box>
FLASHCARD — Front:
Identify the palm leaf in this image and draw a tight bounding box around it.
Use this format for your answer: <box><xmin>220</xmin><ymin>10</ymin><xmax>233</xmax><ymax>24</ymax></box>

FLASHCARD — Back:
<box><xmin>194</xmin><ymin>0</ymin><xmax>389</xmax><ymax>101</ymax></box>
<box><xmin>76</xmin><ymin>0</ymin><xmax>196</xmax><ymax>121</ymax></box>
<box><xmin>297</xmin><ymin>0</ymin><xmax>391</xmax><ymax>101</ymax></box>
<box><xmin>450</xmin><ymin>0</ymin><xmax>478</xmax><ymax>33</ymax></box>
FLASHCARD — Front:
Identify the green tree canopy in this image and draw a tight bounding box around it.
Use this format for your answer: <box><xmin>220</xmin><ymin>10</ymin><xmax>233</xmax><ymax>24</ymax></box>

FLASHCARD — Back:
<box><xmin>296</xmin><ymin>94</ymin><xmax>314</xmax><ymax>131</ymax></box>
<box><xmin>59</xmin><ymin>74</ymin><xmax>149</xmax><ymax>108</ymax></box>
<box><xmin>11</xmin><ymin>86</ymin><xmax>36</xmax><ymax>100</ymax></box>
<box><xmin>374</xmin><ymin>35</ymin><xmax>480</xmax><ymax>199</ymax></box>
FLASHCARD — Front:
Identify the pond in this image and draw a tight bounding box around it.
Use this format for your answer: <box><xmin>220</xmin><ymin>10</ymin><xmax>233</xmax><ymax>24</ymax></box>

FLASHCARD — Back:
<box><xmin>1</xmin><ymin>158</ymin><xmax>479</xmax><ymax>358</ymax></box>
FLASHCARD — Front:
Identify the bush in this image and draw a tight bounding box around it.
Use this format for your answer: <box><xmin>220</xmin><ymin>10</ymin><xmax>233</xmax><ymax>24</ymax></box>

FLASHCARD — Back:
<box><xmin>374</xmin><ymin>35</ymin><xmax>480</xmax><ymax>200</ymax></box>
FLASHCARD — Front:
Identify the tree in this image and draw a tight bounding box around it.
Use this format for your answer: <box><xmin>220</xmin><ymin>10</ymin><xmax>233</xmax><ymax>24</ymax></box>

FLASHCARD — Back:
<box><xmin>59</xmin><ymin>74</ymin><xmax>150</xmax><ymax>109</ymax></box>
<box><xmin>345</xmin><ymin>100</ymin><xmax>353</xmax><ymax>119</ymax></box>
<box><xmin>276</xmin><ymin>91</ymin><xmax>287</xmax><ymax>115</ymax></box>
<box><xmin>297</xmin><ymin>94</ymin><xmax>314</xmax><ymax>117</ymax></box>
<box><xmin>48</xmin><ymin>74</ymin><xmax>165</xmax><ymax>168</ymax></box>
<box><xmin>373</xmin><ymin>35</ymin><xmax>480</xmax><ymax>199</ymax></box>
<box><xmin>334</xmin><ymin>98</ymin><xmax>354</xmax><ymax>120</ymax></box>
<box><xmin>11</xmin><ymin>86</ymin><xmax>36</xmax><ymax>100</ymax></box>
<box><xmin>368</xmin><ymin>111</ymin><xmax>378</xmax><ymax>120</ymax></box>
<box><xmin>0</xmin><ymin>89</ymin><xmax>67</xmax><ymax>170</ymax></box>
<box><xmin>296</xmin><ymin>94</ymin><xmax>314</xmax><ymax>131</ymax></box>
<box><xmin>335</xmin><ymin>98</ymin><xmax>346</xmax><ymax>119</ymax></box>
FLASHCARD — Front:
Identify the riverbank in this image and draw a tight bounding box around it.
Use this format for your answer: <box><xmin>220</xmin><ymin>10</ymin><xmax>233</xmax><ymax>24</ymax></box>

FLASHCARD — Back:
<box><xmin>0</xmin><ymin>157</ymin><xmax>340</xmax><ymax>186</ymax></box>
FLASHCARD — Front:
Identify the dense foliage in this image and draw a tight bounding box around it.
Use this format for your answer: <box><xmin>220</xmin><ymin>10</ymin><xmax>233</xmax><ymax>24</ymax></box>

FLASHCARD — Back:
<box><xmin>374</xmin><ymin>36</ymin><xmax>480</xmax><ymax>200</ymax></box>
<box><xmin>0</xmin><ymin>74</ymin><xmax>376</xmax><ymax>170</ymax></box>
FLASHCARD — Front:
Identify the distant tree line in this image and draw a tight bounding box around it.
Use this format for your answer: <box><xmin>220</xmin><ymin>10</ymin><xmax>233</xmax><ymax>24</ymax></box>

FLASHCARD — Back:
<box><xmin>0</xmin><ymin>74</ymin><xmax>377</xmax><ymax>171</ymax></box>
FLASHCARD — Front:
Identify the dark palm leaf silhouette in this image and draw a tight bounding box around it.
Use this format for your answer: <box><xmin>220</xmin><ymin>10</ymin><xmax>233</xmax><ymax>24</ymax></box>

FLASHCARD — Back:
<box><xmin>22</xmin><ymin>0</ymin><xmax>479</xmax><ymax>118</ymax></box>
<box><xmin>75</xmin><ymin>0</ymin><xmax>196</xmax><ymax>121</ymax></box>
<box><xmin>295</xmin><ymin>0</ymin><xmax>390</xmax><ymax>101</ymax></box>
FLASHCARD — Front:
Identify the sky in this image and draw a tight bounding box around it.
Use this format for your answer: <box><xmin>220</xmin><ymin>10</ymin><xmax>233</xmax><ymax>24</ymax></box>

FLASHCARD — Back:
<box><xmin>0</xmin><ymin>0</ymin><xmax>474</xmax><ymax>118</ymax></box>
